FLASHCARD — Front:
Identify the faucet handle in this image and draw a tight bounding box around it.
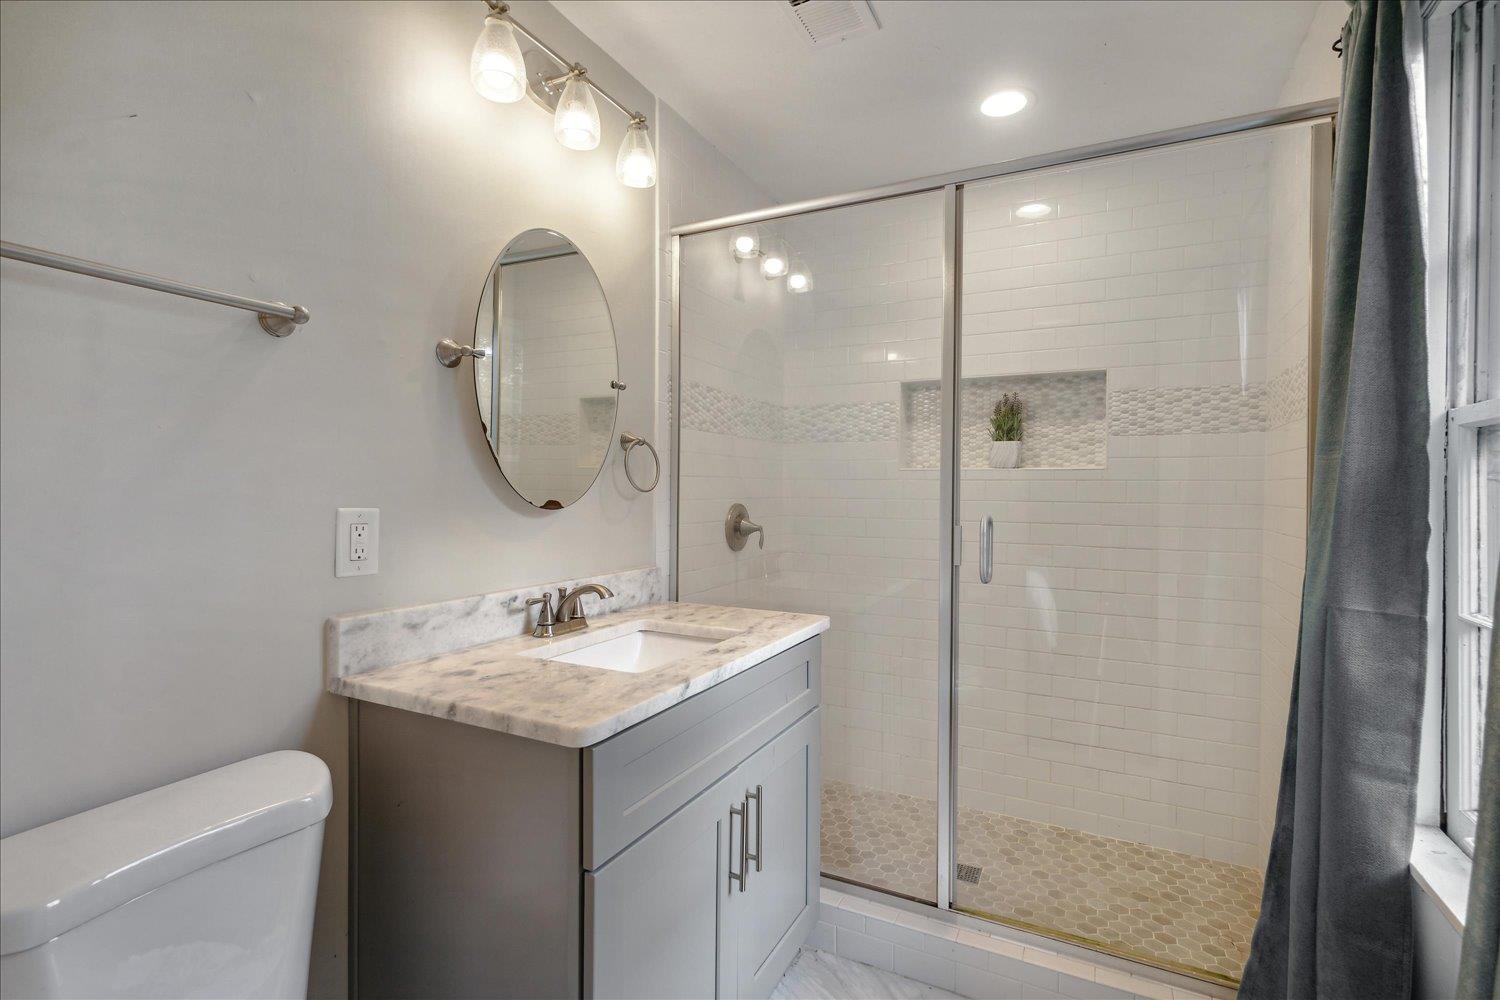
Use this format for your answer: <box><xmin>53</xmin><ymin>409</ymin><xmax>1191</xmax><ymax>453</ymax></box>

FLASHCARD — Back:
<box><xmin>526</xmin><ymin>593</ymin><xmax>555</xmax><ymax>627</ymax></box>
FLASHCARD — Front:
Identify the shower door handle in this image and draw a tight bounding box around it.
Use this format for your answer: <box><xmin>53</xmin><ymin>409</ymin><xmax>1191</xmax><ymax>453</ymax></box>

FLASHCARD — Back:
<box><xmin>978</xmin><ymin>515</ymin><xmax>993</xmax><ymax>584</ymax></box>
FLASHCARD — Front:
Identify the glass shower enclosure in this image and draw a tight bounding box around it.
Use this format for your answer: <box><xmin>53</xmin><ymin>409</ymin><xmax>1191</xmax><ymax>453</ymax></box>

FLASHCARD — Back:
<box><xmin>672</xmin><ymin>113</ymin><xmax>1332</xmax><ymax>987</ymax></box>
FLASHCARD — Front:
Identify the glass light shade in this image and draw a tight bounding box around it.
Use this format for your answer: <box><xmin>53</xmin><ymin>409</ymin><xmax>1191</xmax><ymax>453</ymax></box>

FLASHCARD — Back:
<box><xmin>616</xmin><ymin>122</ymin><xmax>657</xmax><ymax>188</ymax></box>
<box><xmin>787</xmin><ymin>259</ymin><xmax>811</xmax><ymax>293</ymax></box>
<box><xmin>1015</xmin><ymin>202</ymin><xmax>1052</xmax><ymax>219</ymax></box>
<box><xmin>470</xmin><ymin>15</ymin><xmax>525</xmax><ymax>104</ymax></box>
<box><xmin>732</xmin><ymin>229</ymin><xmax>760</xmax><ymax>260</ymax></box>
<box><xmin>554</xmin><ymin>75</ymin><xmax>601</xmax><ymax>151</ymax></box>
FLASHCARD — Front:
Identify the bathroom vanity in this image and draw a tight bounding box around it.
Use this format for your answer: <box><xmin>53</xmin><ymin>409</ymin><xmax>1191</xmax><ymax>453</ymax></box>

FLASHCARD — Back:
<box><xmin>330</xmin><ymin>592</ymin><xmax>827</xmax><ymax>999</ymax></box>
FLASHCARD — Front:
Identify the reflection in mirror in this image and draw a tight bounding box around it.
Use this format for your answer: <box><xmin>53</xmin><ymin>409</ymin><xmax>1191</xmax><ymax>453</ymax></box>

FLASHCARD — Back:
<box><xmin>473</xmin><ymin>229</ymin><xmax>618</xmax><ymax>509</ymax></box>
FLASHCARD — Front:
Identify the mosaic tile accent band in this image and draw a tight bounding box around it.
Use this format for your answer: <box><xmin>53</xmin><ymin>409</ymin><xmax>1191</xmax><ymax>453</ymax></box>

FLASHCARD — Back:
<box><xmin>1108</xmin><ymin>384</ymin><xmax>1268</xmax><ymax>436</ymax></box>
<box><xmin>681</xmin><ymin>381</ymin><xmax>782</xmax><ymax>440</ymax></box>
<box><xmin>784</xmin><ymin>400</ymin><xmax>899</xmax><ymax>443</ymax></box>
<box><xmin>685</xmin><ymin>367</ymin><xmax>1306</xmax><ymax>455</ymax></box>
<box><xmin>1265</xmin><ymin>357</ymin><xmax>1310</xmax><ymax>430</ymax></box>
<box><xmin>821</xmin><ymin>780</ymin><xmax>1262</xmax><ymax>985</ymax></box>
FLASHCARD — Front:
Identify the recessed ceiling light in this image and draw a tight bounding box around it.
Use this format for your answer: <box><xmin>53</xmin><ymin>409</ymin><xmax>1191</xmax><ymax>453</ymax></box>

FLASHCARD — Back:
<box><xmin>1015</xmin><ymin>202</ymin><xmax>1052</xmax><ymax>219</ymax></box>
<box><xmin>981</xmin><ymin>90</ymin><xmax>1030</xmax><ymax>118</ymax></box>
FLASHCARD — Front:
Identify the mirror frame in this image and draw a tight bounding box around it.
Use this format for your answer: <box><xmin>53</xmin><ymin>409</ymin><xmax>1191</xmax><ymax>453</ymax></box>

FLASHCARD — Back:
<box><xmin>471</xmin><ymin>228</ymin><xmax>620</xmax><ymax>510</ymax></box>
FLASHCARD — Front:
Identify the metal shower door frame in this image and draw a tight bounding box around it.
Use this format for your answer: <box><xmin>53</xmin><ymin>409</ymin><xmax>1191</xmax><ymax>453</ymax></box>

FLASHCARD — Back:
<box><xmin>670</xmin><ymin>98</ymin><xmax>1339</xmax><ymax>917</ymax></box>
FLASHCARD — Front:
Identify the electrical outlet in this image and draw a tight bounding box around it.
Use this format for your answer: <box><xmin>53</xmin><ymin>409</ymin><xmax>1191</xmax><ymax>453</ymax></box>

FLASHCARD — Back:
<box><xmin>336</xmin><ymin>508</ymin><xmax>379</xmax><ymax>577</ymax></box>
<box><xmin>350</xmin><ymin>522</ymin><xmax>370</xmax><ymax>561</ymax></box>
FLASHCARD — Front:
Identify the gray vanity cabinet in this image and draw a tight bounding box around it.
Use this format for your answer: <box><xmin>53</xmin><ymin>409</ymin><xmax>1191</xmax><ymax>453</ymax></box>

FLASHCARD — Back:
<box><xmin>731</xmin><ymin>710</ymin><xmax>820</xmax><ymax>1000</ymax></box>
<box><xmin>584</xmin><ymin>708</ymin><xmax>820</xmax><ymax>1000</ymax></box>
<box><xmin>352</xmin><ymin>636</ymin><xmax>820</xmax><ymax>1000</ymax></box>
<box><xmin>584</xmin><ymin>767</ymin><xmax>740</xmax><ymax>999</ymax></box>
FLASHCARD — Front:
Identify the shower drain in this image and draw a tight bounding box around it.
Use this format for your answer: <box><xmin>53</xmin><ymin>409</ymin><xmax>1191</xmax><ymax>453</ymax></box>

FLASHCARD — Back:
<box><xmin>955</xmin><ymin>863</ymin><xmax>983</xmax><ymax>884</ymax></box>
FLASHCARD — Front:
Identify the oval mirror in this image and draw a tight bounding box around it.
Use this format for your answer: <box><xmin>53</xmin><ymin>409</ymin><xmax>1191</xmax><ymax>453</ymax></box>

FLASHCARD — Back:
<box><xmin>472</xmin><ymin>229</ymin><xmax>618</xmax><ymax>509</ymax></box>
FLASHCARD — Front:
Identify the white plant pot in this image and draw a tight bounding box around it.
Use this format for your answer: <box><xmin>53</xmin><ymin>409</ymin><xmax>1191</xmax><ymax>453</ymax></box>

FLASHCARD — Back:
<box><xmin>988</xmin><ymin>441</ymin><xmax>1021</xmax><ymax>469</ymax></box>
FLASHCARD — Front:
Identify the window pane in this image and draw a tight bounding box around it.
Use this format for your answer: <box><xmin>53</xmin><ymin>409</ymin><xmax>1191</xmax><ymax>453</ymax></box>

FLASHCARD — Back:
<box><xmin>1474</xmin><ymin>625</ymin><xmax>1491</xmax><ymax>807</ymax></box>
<box><xmin>1482</xmin><ymin>427</ymin><xmax>1498</xmax><ymax>619</ymax></box>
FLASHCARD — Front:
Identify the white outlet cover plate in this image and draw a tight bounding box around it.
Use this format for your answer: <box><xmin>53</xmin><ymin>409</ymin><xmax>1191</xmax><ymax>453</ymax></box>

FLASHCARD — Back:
<box><xmin>335</xmin><ymin>508</ymin><xmax>379</xmax><ymax>578</ymax></box>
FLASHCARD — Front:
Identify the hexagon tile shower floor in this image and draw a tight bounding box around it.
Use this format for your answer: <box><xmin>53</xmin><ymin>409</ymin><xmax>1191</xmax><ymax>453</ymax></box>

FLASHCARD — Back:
<box><xmin>820</xmin><ymin>780</ymin><xmax>1264</xmax><ymax>985</ymax></box>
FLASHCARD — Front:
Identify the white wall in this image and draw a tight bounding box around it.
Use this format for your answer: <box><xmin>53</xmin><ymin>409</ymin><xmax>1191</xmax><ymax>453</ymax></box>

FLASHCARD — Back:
<box><xmin>1277</xmin><ymin>0</ymin><xmax>1349</xmax><ymax>107</ymax></box>
<box><xmin>0</xmin><ymin>3</ymin><xmax>671</xmax><ymax>995</ymax></box>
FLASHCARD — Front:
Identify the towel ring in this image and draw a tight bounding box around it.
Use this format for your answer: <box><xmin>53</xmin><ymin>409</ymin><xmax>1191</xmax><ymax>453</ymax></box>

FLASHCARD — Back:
<box><xmin>619</xmin><ymin>433</ymin><xmax>660</xmax><ymax>493</ymax></box>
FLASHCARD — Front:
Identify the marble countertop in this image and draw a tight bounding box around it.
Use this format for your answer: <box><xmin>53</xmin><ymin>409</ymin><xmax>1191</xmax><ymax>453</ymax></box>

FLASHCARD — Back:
<box><xmin>329</xmin><ymin>602</ymin><xmax>829</xmax><ymax>748</ymax></box>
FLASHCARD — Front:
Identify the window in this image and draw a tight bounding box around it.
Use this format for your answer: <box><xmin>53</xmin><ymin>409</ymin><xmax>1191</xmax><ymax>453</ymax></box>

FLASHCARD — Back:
<box><xmin>1433</xmin><ymin>0</ymin><xmax>1498</xmax><ymax>854</ymax></box>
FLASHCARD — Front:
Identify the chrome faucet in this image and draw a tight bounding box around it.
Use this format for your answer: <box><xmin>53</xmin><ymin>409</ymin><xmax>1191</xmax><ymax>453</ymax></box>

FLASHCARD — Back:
<box><xmin>529</xmin><ymin>583</ymin><xmax>614</xmax><ymax>638</ymax></box>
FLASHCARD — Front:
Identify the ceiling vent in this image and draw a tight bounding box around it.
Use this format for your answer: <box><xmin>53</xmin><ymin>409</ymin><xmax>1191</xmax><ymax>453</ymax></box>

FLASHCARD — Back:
<box><xmin>782</xmin><ymin>0</ymin><xmax>881</xmax><ymax>48</ymax></box>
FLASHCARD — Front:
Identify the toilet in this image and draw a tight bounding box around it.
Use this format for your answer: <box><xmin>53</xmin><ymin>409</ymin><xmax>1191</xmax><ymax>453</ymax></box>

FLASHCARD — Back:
<box><xmin>0</xmin><ymin>751</ymin><xmax>332</xmax><ymax>999</ymax></box>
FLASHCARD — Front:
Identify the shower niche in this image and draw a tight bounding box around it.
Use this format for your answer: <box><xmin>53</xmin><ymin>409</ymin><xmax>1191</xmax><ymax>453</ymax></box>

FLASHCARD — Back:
<box><xmin>898</xmin><ymin>370</ymin><xmax>1107</xmax><ymax>470</ymax></box>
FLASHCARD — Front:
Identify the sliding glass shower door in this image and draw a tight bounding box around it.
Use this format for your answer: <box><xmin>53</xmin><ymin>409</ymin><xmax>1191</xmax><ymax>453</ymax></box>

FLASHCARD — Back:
<box><xmin>676</xmin><ymin>190</ymin><xmax>947</xmax><ymax>904</ymax></box>
<box><xmin>675</xmin><ymin>115</ymin><xmax>1326</xmax><ymax>988</ymax></box>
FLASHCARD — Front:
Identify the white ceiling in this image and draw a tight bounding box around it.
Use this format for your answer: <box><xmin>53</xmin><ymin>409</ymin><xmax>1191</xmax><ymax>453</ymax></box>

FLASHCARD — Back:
<box><xmin>553</xmin><ymin>0</ymin><xmax>1324</xmax><ymax>207</ymax></box>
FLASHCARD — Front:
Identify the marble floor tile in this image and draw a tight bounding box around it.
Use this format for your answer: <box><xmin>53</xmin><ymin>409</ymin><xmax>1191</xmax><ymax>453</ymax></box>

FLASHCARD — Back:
<box><xmin>821</xmin><ymin>780</ymin><xmax>1262</xmax><ymax>984</ymax></box>
<box><xmin>772</xmin><ymin>948</ymin><xmax>963</xmax><ymax>1000</ymax></box>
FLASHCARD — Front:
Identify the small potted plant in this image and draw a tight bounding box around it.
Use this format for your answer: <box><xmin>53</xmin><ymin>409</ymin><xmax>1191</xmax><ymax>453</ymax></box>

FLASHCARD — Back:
<box><xmin>988</xmin><ymin>393</ymin><xmax>1023</xmax><ymax>468</ymax></box>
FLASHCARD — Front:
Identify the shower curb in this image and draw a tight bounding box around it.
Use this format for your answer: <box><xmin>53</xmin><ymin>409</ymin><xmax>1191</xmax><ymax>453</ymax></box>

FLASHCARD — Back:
<box><xmin>813</xmin><ymin>884</ymin><xmax>1228</xmax><ymax>1000</ymax></box>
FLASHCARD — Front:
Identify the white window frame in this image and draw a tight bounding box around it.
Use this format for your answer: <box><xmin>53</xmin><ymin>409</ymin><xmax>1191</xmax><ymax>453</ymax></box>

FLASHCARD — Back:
<box><xmin>1445</xmin><ymin>398</ymin><xmax>1497</xmax><ymax>850</ymax></box>
<box><xmin>1429</xmin><ymin>0</ymin><xmax>1498</xmax><ymax>856</ymax></box>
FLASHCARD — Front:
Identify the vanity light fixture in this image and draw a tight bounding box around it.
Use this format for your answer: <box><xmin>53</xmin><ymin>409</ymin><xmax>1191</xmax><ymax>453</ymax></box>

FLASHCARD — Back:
<box><xmin>470</xmin><ymin>1</ymin><xmax>655</xmax><ymax>187</ymax></box>
<box><xmin>553</xmin><ymin>69</ymin><xmax>601</xmax><ymax>151</ymax></box>
<box><xmin>470</xmin><ymin>11</ymin><xmax>526</xmax><ymax>103</ymax></box>
<box><xmin>616</xmin><ymin>117</ymin><xmax>657</xmax><ymax>188</ymax></box>
<box><xmin>1015</xmin><ymin>202</ymin><xmax>1053</xmax><ymax>219</ymax></box>
<box><xmin>980</xmin><ymin>89</ymin><xmax>1031</xmax><ymax>118</ymax></box>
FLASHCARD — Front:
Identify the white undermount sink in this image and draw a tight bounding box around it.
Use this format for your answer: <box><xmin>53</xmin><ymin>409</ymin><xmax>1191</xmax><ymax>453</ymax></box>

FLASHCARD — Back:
<box><xmin>537</xmin><ymin>626</ymin><xmax>734</xmax><ymax>673</ymax></box>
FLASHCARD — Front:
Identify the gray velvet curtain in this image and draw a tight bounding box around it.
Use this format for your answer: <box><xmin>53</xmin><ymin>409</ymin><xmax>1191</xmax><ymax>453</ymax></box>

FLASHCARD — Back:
<box><xmin>1238</xmin><ymin>2</ymin><xmax>1430</xmax><ymax>998</ymax></box>
<box><xmin>1458</xmin><ymin>613</ymin><xmax>1499</xmax><ymax>999</ymax></box>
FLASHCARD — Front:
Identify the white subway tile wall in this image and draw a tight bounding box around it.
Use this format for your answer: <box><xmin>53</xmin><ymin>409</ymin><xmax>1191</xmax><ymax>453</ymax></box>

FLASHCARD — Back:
<box><xmin>675</xmin><ymin>126</ymin><xmax>1315</xmax><ymax>970</ymax></box>
<box><xmin>1257</xmin><ymin>129</ymin><xmax>1314</xmax><ymax>853</ymax></box>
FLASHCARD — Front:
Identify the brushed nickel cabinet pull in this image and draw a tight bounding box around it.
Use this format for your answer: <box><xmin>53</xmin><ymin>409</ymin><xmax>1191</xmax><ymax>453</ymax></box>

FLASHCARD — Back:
<box><xmin>729</xmin><ymin>799</ymin><xmax>747</xmax><ymax>893</ymax></box>
<box><xmin>747</xmin><ymin>785</ymin><xmax>763</xmax><ymax>872</ymax></box>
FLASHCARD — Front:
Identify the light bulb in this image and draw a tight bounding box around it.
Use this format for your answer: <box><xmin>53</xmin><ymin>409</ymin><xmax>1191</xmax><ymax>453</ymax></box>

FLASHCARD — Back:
<box><xmin>554</xmin><ymin>74</ymin><xmax>600</xmax><ymax>151</ymax></box>
<box><xmin>761</xmin><ymin>253</ymin><xmax>788</xmax><ymax>279</ymax></box>
<box><xmin>470</xmin><ymin>14</ymin><xmax>525</xmax><ymax>103</ymax></box>
<box><xmin>980</xmin><ymin>89</ymin><xmax>1030</xmax><ymax>118</ymax></box>
<box><xmin>616</xmin><ymin>120</ymin><xmax>657</xmax><ymax>188</ymax></box>
<box><xmin>732</xmin><ymin>231</ymin><xmax>759</xmax><ymax>260</ymax></box>
<box><xmin>1015</xmin><ymin>202</ymin><xmax>1052</xmax><ymax>219</ymax></box>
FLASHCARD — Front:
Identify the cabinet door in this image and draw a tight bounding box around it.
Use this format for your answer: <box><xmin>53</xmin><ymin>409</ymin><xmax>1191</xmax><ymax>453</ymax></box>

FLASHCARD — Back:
<box><xmin>586</xmin><ymin>767</ymin><xmax>745</xmax><ymax>999</ymax></box>
<box><xmin>734</xmin><ymin>710</ymin><xmax>821</xmax><ymax>999</ymax></box>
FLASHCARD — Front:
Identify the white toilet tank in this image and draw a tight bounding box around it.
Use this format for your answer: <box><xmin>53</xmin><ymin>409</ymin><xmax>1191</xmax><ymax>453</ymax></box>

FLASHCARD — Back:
<box><xmin>0</xmin><ymin>751</ymin><xmax>332</xmax><ymax>1000</ymax></box>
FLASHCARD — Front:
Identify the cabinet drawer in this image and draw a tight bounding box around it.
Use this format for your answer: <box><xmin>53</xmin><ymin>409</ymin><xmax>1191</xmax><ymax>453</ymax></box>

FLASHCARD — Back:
<box><xmin>583</xmin><ymin>637</ymin><xmax>820</xmax><ymax>870</ymax></box>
